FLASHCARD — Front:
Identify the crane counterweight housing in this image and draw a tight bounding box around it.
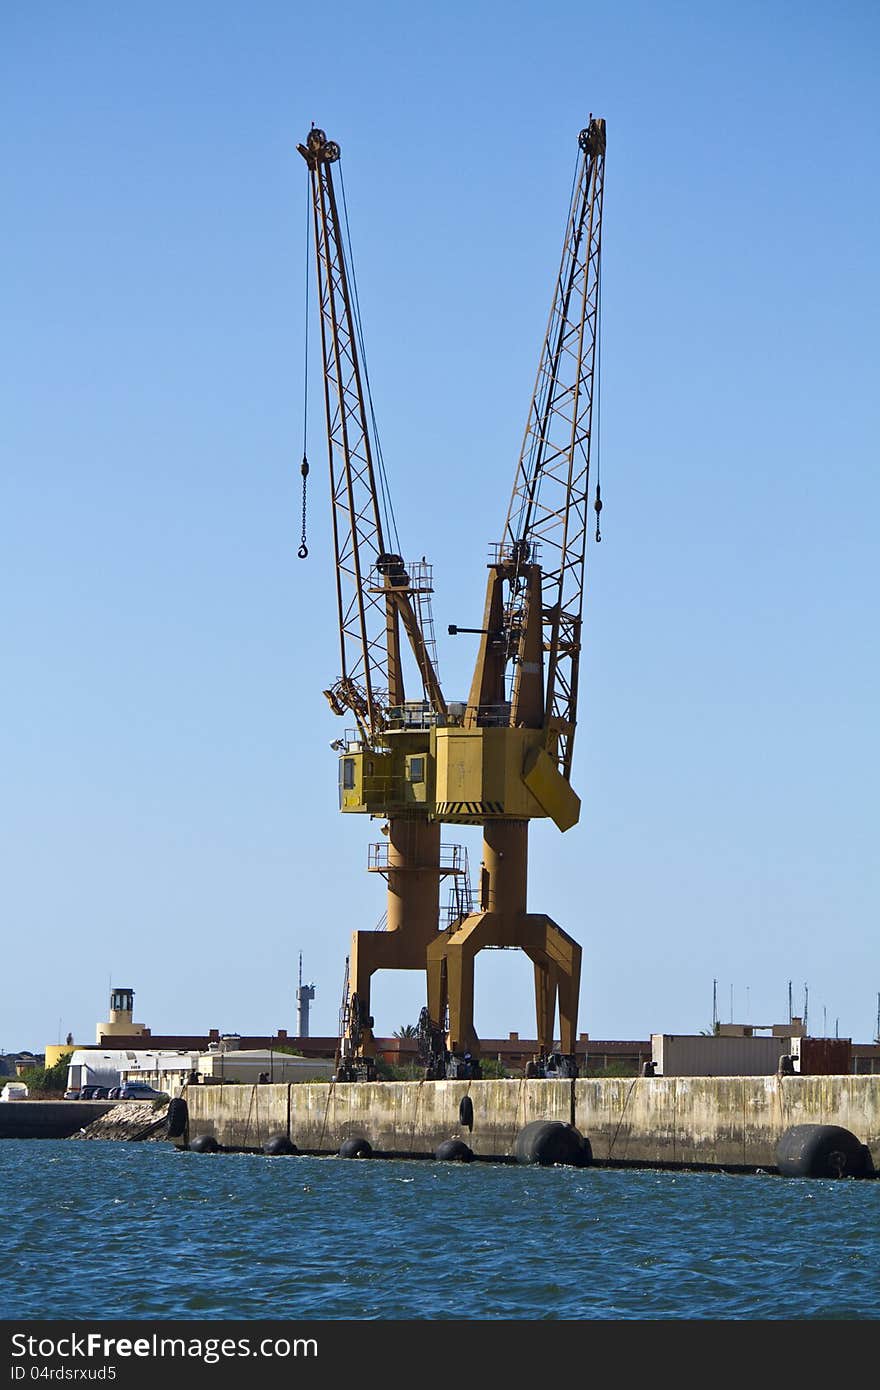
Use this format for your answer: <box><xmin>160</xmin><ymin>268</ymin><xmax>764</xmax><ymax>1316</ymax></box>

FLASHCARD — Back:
<box><xmin>337</xmin><ymin>717</ymin><xmax>580</xmax><ymax>830</ymax></box>
<box><xmin>301</xmin><ymin>118</ymin><xmax>605</xmax><ymax>1080</ymax></box>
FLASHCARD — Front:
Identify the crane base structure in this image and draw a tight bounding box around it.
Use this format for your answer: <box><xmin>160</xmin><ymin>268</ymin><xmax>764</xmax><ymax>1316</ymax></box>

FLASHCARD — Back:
<box><xmin>424</xmin><ymin>914</ymin><xmax>582</xmax><ymax>1080</ymax></box>
<box><xmin>335</xmin><ymin>816</ymin><xmax>461</xmax><ymax>1082</ymax></box>
<box><xmin>422</xmin><ymin>819</ymin><xmax>582</xmax><ymax>1080</ymax></box>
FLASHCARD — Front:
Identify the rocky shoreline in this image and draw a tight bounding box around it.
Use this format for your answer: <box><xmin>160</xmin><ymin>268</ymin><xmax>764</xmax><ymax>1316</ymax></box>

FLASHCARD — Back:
<box><xmin>70</xmin><ymin>1099</ymin><xmax>171</xmax><ymax>1142</ymax></box>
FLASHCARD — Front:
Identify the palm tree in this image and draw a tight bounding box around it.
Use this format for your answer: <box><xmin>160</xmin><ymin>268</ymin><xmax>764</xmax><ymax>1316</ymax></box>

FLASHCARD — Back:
<box><xmin>393</xmin><ymin>1024</ymin><xmax>418</xmax><ymax>1039</ymax></box>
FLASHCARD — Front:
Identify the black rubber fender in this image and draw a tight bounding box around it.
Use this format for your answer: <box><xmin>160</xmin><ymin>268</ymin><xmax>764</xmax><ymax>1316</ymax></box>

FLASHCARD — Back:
<box><xmin>513</xmin><ymin>1119</ymin><xmax>591</xmax><ymax>1168</ymax></box>
<box><xmin>776</xmin><ymin>1124</ymin><xmax>869</xmax><ymax>1179</ymax></box>
<box><xmin>166</xmin><ymin>1097</ymin><xmax>188</xmax><ymax>1139</ymax></box>
<box><xmin>434</xmin><ymin>1138</ymin><xmax>474</xmax><ymax>1162</ymax></box>
<box><xmin>338</xmin><ymin>1136</ymin><xmax>373</xmax><ymax>1159</ymax></box>
<box><xmin>188</xmin><ymin>1134</ymin><xmax>220</xmax><ymax>1154</ymax></box>
<box><xmin>263</xmin><ymin>1134</ymin><xmax>298</xmax><ymax>1156</ymax></box>
<box><xmin>458</xmin><ymin>1095</ymin><xmax>474</xmax><ymax>1130</ymax></box>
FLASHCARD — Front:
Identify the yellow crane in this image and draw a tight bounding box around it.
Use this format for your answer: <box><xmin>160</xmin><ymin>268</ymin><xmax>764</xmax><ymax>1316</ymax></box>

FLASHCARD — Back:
<box><xmin>299</xmin><ymin>119</ymin><xmax>606</xmax><ymax>1080</ymax></box>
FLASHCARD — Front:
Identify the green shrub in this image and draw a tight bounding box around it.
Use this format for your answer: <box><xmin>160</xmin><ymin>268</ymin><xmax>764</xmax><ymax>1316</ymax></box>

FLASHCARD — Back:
<box><xmin>476</xmin><ymin>1057</ymin><xmax>509</xmax><ymax>1079</ymax></box>
<box><xmin>582</xmin><ymin>1059</ymin><xmax>640</xmax><ymax>1077</ymax></box>
<box><xmin>19</xmin><ymin>1055</ymin><xmax>71</xmax><ymax>1096</ymax></box>
<box><xmin>376</xmin><ymin>1059</ymin><xmax>425</xmax><ymax>1081</ymax></box>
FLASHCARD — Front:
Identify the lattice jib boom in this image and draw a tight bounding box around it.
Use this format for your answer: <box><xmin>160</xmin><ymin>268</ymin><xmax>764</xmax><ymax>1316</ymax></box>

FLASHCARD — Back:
<box><xmin>299</xmin><ymin>128</ymin><xmax>446</xmax><ymax>741</ymax></box>
<box><xmin>503</xmin><ymin>118</ymin><xmax>605</xmax><ymax>780</ymax></box>
<box><xmin>300</xmin><ymin>129</ymin><xmax>391</xmax><ymax>739</ymax></box>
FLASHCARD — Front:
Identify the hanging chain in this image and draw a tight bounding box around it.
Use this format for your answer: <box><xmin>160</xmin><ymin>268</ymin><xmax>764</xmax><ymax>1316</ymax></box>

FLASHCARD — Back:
<box><xmin>298</xmin><ymin>456</ymin><xmax>309</xmax><ymax>558</ymax></box>
<box><xmin>594</xmin><ymin>481</ymin><xmax>602</xmax><ymax>543</ymax></box>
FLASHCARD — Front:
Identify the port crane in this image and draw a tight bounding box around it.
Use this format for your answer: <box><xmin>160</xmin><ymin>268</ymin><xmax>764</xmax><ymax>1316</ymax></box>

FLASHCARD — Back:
<box><xmin>298</xmin><ymin>119</ymin><xmax>606</xmax><ymax>1079</ymax></box>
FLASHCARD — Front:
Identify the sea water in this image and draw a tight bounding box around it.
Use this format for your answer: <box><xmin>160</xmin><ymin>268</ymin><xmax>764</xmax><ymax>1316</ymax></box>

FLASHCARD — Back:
<box><xmin>2</xmin><ymin>1139</ymin><xmax>877</xmax><ymax>1320</ymax></box>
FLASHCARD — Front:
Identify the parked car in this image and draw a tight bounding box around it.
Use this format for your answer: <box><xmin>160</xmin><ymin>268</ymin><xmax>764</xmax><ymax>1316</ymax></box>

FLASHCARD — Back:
<box><xmin>107</xmin><ymin>1087</ymin><xmax>122</xmax><ymax>1100</ymax></box>
<box><xmin>92</xmin><ymin>1087</ymin><xmax>109</xmax><ymax>1099</ymax></box>
<box><xmin>118</xmin><ymin>1081</ymin><xmax>168</xmax><ymax>1101</ymax></box>
<box><xmin>1</xmin><ymin>1082</ymin><xmax>30</xmax><ymax>1101</ymax></box>
<box><xmin>63</xmin><ymin>1089</ymin><xmax>80</xmax><ymax>1100</ymax></box>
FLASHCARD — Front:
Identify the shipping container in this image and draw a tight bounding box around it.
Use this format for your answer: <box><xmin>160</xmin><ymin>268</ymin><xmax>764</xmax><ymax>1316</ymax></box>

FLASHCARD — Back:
<box><xmin>651</xmin><ymin>1034</ymin><xmax>788</xmax><ymax>1076</ymax></box>
<box><xmin>791</xmin><ymin>1036</ymin><xmax>852</xmax><ymax>1075</ymax></box>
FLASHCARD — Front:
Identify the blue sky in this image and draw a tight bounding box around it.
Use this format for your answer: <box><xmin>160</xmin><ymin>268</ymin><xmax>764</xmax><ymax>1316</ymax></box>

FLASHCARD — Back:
<box><xmin>3</xmin><ymin>1</ymin><xmax>878</xmax><ymax>1053</ymax></box>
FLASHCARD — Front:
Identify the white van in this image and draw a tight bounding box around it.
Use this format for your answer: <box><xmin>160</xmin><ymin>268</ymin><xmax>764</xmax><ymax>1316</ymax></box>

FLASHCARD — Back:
<box><xmin>0</xmin><ymin>1082</ymin><xmax>30</xmax><ymax>1101</ymax></box>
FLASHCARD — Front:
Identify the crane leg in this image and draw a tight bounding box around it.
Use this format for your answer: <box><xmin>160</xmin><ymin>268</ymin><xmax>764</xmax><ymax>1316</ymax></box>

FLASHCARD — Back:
<box><xmin>532</xmin><ymin>958</ymin><xmax>559</xmax><ymax>1057</ymax></box>
<box><xmin>425</xmin><ymin>951</ymin><xmax>448</xmax><ymax>1062</ymax></box>
<box><xmin>338</xmin><ymin>817</ymin><xmax>442</xmax><ymax>1080</ymax></box>
<box><xmin>555</xmin><ymin>941</ymin><xmax>581</xmax><ymax>1057</ymax></box>
<box><xmin>426</xmin><ymin>910</ymin><xmax>582</xmax><ymax>1077</ymax></box>
<box><xmin>422</xmin><ymin>820</ymin><xmax>582</xmax><ymax>1076</ymax></box>
<box><xmin>442</xmin><ymin>934</ymin><xmax>479</xmax><ymax>1058</ymax></box>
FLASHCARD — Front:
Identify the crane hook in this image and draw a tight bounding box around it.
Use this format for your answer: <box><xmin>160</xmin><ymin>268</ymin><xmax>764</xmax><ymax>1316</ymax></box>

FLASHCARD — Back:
<box><xmin>298</xmin><ymin>455</ymin><xmax>309</xmax><ymax>559</ymax></box>
<box><xmin>594</xmin><ymin>481</ymin><xmax>602</xmax><ymax>543</ymax></box>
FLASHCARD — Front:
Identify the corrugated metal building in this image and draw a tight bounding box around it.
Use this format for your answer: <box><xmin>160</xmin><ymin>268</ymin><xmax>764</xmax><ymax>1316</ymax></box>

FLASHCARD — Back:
<box><xmin>652</xmin><ymin>1032</ymin><xmax>854</xmax><ymax>1076</ymax></box>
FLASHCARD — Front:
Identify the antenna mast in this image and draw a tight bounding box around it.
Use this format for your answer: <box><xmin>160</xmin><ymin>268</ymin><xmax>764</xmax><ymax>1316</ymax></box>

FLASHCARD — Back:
<box><xmin>296</xmin><ymin>952</ymin><xmax>316</xmax><ymax>1039</ymax></box>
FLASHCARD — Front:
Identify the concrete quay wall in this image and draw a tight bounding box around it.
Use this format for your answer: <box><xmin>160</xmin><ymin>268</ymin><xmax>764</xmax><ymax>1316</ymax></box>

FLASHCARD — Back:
<box><xmin>0</xmin><ymin>1100</ymin><xmax>119</xmax><ymax>1140</ymax></box>
<box><xmin>185</xmin><ymin>1081</ymin><xmax>290</xmax><ymax>1151</ymax></box>
<box><xmin>185</xmin><ymin>1078</ymin><xmax>571</xmax><ymax>1158</ymax></box>
<box><xmin>576</xmin><ymin>1075</ymin><xmax>880</xmax><ymax>1169</ymax></box>
<box><xmin>288</xmin><ymin>1078</ymin><xmax>571</xmax><ymax>1158</ymax></box>
<box><xmin>184</xmin><ymin>1075</ymin><xmax>880</xmax><ymax>1170</ymax></box>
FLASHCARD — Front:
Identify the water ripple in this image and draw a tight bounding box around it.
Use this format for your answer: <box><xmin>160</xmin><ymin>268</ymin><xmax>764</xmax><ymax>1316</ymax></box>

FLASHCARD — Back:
<box><xmin>1</xmin><ymin>1140</ymin><xmax>878</xmax><ymax>1319</ymax></box>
